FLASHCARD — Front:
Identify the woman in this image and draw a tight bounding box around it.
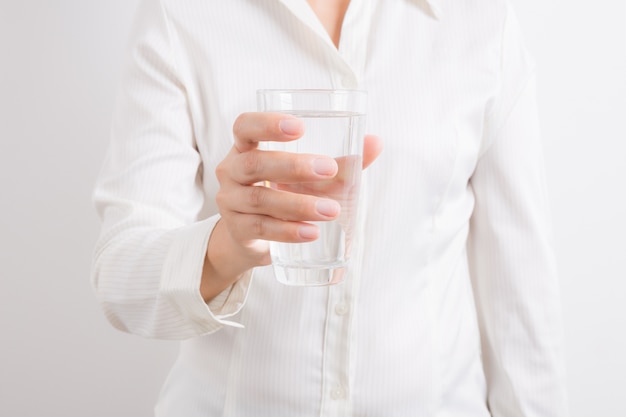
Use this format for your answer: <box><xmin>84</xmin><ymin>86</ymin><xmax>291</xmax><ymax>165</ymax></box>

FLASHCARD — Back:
<box><xmin>92</xmin><ymin>0</ymin><xmax>569</xmax><ymax>415</ymax></box>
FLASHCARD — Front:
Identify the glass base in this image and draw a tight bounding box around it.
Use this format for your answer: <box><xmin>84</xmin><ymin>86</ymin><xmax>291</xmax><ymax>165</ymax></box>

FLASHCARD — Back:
<box><xmin>273</xmin><ymin>264</ymin><xmax>345</xmax><ymax>286</ymax></box>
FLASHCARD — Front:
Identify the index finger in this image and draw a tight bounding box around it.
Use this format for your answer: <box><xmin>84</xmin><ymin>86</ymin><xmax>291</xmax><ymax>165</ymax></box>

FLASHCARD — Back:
<box><xmin>232</xmin><ymin>112</ymin><xmax>304</xmax><ymax>153</ymax></box>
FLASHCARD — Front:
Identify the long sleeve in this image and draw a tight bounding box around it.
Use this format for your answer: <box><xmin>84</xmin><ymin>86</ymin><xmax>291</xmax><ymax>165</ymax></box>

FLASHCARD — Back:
<box><xmin>467</xmin><ymin>5</ymin><xmax>569</xmax><ymax>416</ymax></box>
<box><xmin>91</xmin><ymin>0</ymin><xmax>250</xmax><ymax>340</ymax></box>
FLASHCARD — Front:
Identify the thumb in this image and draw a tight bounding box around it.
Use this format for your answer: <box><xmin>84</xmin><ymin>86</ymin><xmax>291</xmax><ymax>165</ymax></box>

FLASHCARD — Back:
<box><xmin>362</xmin><ymin>134</ymin><xmax>383</xmax><ymax>169</ymax></box>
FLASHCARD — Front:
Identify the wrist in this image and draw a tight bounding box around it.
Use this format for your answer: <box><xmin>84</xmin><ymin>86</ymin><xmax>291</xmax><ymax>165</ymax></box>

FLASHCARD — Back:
<box><xmin>200</xmin><ymin>220</ymin><xmax>267</xmax><ymax>302</ymax></box>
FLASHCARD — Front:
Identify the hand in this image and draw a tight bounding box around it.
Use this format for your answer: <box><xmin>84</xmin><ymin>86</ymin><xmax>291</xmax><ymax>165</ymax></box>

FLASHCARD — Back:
<box><xmin>200</xmin><ymin>112</ymin><xmax>382</xmax><ymax>301</ymax></box>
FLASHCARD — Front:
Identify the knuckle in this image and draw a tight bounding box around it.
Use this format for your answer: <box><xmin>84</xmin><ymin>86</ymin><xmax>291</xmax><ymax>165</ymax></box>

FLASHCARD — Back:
<box><xmin>283</xmin><ymin>193</ymin><xmax>312</xmax><ymax>219</ymax></box>
<box><xmin>251</xmin><ymin>216</ymin><xmax>266</xmax><ymax>238</ymax></box>
<box><xmin>247</xmin><ymin>185</ymin><xmax>266</xmax><ymax>208</ymax></box>
<box><xmin>215</xmin><ymin>189</ymin><xmax>227</xmax><ymax>209</ymax></box>
<box><xmin>242</xmin><ymin>151</ymin><xmax>261</xmax><ymax>178</ymax></box>
<box><xmin>215</xmin><ymin>160</ymin><xmax>228</xmax><ymax>181</ymax></box>
<box><xmin>224</xmin><ymin>216</ymin><xmax>242</xmax><ymax>241</ymax></box>
<box><xmin>287</xmin><ymin>156</ymin><xmax>307</xmax><ymax>179</ymax></box>
<box><xmin>296</xmin><ymin>194</ymin><xmax>314</xmax><ymax>216</ymax></box>
<box><xmin>262</xmin><ymin>119</ymin><xmax>278</xmax><ymax>138</ymax></box>
<box><xmin>232</xmin><ymin>113</ymin><xmax>249</xmax><ymax>138</ymax></box>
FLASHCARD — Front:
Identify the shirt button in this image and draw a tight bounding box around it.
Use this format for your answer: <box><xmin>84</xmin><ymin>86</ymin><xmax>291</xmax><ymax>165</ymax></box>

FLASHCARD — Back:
<box><xmin>334</xmin><ymin>302</ymin><xmax>349</xmax><ymax>316</ymax></box>
<box><xmin>330</xmin><ymin>386</ymin><xmax>346</xmax><ymax>400</ymax></box>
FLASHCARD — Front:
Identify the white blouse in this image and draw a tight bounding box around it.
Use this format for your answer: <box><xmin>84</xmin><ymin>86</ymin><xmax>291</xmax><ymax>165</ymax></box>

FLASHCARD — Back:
<box><xmin>91</xmin><ymin>0</ymin><xmax>569</xmax><ymax>416</ymax></box>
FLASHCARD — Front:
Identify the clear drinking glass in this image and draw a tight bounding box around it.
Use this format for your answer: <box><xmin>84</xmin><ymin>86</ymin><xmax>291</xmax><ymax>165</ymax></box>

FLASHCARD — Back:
<box><xmin>256</xmin><ymin>89</ymin><xmax>367</xmax><ymax>286</ymax></box>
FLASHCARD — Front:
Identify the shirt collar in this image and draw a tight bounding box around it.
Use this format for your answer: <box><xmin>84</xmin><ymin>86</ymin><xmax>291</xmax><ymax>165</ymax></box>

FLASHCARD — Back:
<box><xmin>412</xmin><ymin>0</ymin><xmax>443</xmax><ymax>19</ymax></box>
<box><xmin>278</xmin><ymin>0</ymin><xmax>443</xmax><ymax>22</ymax></box>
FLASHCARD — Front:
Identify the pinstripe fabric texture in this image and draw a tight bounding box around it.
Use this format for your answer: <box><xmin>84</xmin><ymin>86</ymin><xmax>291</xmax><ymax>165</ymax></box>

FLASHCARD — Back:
<box><xmin>91</xmin><ymin>0</ymin><xmax>569</xmax><ymax>416</ymax></box>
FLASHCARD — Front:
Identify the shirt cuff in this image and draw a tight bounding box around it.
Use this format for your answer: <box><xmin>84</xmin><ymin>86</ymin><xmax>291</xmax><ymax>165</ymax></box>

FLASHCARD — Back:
<box><xmin>160</xmin><ymin>214</ymin><xmax>252</xmax><ymax>334</ymax></box>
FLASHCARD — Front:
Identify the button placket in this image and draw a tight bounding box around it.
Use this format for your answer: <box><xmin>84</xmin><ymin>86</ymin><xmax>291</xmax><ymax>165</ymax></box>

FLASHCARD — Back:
<box><xmin>319</xmin><ymin>279</ymin><xmax>353</xmax><ymax>415</ymax></box>
<box><xmin>318</xmin><ymin>3</ymin><xmax>373</xmax><ymax>413</ymax></box>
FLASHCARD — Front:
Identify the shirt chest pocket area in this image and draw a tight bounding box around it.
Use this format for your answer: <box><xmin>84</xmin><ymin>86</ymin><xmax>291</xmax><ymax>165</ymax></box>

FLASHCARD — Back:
<box><xmin>370</xmin><ymin>108</ymin><xmax>465</xmax><ymax>214</ymax></box>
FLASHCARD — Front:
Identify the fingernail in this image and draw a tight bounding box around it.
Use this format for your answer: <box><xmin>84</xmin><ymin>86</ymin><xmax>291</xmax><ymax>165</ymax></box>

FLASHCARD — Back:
<box><xmin>316</xmin><ymin>199</ymin><xmax>340</xmax><ymax>217</ymax></box>
<box><xmin>298</xmin><ymin>224</ymin><xmax>318</xmax><ymax>239</ymax></box>
<box><xmin>313</xmin><ymin>158</ymin><xmax>337</xmax><ymax>176</ymax></box>
<box><xmin>279</xmin><ymin>118</ymin><xmax>303</xmax><ymax>135</ymax></box>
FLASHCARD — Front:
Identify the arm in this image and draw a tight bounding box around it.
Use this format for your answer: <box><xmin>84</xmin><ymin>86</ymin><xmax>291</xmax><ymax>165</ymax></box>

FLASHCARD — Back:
<box><xmin>92</xmin><ymin>0</ymin><xmax>383</xmax><ymax>340</ymax></box>
<box><xmin>91</xmin><ymin>1</ymin><xmax>381</xmax><ymax>339</ymax></box>
<box><xmin>91</xmin><ymin>0</ymin><xmax>247</xmax><ymax>339</ymax></box>
<box><xmin>467</xmin><ymin>4</ymin><xmax>569</xmax><ymax>416</ymax></box>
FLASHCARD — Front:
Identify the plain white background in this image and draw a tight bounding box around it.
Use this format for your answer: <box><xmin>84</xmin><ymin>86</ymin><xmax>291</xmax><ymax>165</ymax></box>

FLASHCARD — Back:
<box><xmin>0</xmin><ymin>0</ymin><xmax>624</xmax><ymax>415</ymax></box>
